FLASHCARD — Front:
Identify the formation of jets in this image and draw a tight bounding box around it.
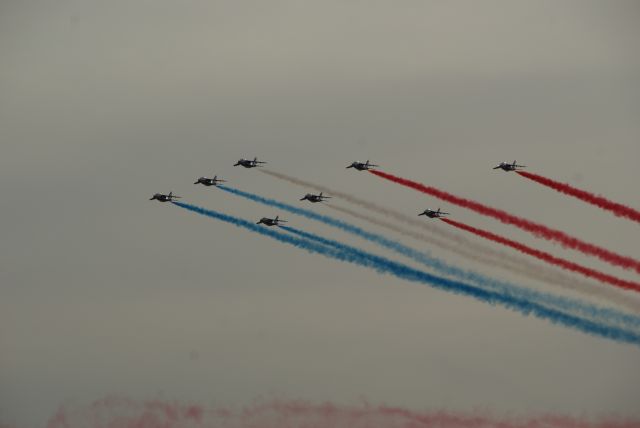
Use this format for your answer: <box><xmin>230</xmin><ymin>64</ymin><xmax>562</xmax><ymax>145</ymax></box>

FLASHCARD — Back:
<box><xmin>152</xmin><ymin>157</ymin><xmax>528</xmax><ymax>224</ymax></box>
<box><xmin>493</xmin><ymin>160</ymin><xmax>526</xmax><ymax>172</ymax></box>
<box><xmin>194</xmin><ymin>175</ymin><xmax>226</xmax><ymax>186</ymax></box>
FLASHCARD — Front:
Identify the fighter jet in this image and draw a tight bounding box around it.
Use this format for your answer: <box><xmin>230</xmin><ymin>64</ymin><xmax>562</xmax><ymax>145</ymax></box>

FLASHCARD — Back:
<box><xmin>150</xmin><ymin>192</ymin><xmax>181</xmax><ymax>202</ymax></box>
<box><xmin>234</xmin><ymin>157</ymin><xmax>267</xmax><ymax>168</ymax></box>
<box><xmin>346</xmin><ymin>160</ymin><xmax>378</xmax><ymax>171</ymax></box>
<box><xmin>418</xmin><ymin>208</ymin><xmax>450</xmax><ymax>218</ymax></box>
<box><xmin>256</xmin><ymin>216</ymin><xmax>287</xmax><ymax>226</ymax></box>
<box><xmin>300</xmin><ymin>192</ymin><xmax>331</xmax><ymax>203</ymax></box>
<box><xmin>493</xmin><ymin>160</ymin><xmax>526</xmax><ymax>171</ymax></box>
<box><xmin>194</xmin><ymin>175</ymin><xmax>226</xmax><ymax>186</ymax></box>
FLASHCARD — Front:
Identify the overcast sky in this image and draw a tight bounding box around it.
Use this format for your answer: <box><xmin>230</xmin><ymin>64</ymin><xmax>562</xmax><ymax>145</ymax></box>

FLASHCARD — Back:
<box><xmin>1</xmin><ymin>1</ymin><xmax>640</xmax><ymax>426</ymax></box>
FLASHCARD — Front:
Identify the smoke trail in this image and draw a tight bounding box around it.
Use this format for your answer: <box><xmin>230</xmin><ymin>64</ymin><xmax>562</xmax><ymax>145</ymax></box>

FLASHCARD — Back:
<box><xmin>259</xmin><ymin>169</ymin><xmax>540</xmax><ymax>272</ymax></box>
<box><xmin>326</xmin><ymin>203</ymin><xmax>640</xmax><ymax>313</ymax></box>
<box><xmin>281</xmin><ymin>224</ymin><xmax>640</xmax><ymax>329</ymax></box>
<box><xmin>48</xmin><ymin>397</ymin><xmax>640</xmax><ymax>428</ymax></box>
<box><xmin>325</xmin><ymin>203</ymin><xmax>640</xmax><ymax>313</ymax></box>
<box><xmin>326</xmin><ymin>203</ymin><xmax>525</xmax><ymax>273</ymax></box>
<box><xmin>441</xmin><ymin>218</ymin><xmax>640</xmax><ymax>295</ymax></box>
<box><xmin>218</xmin><ymin>186</ymin><xmax>640</xmax><ymax>329</ymax></box>
<box><xmin>259</xmin><ymin>168</ymin><xmax>622</xmax><ymax>298</ymax></box>
<box><xmin>369</xmin><ymin>169</ymin><xmax>640</xmax><ymax>274</ymax></box>
<box><xmin>259</xmin><ymin>170</ymin><xmax>640</xmax><ymax>312</ymax></box>
<box><xmin>325</xmin><ymin>203</ymin><xmax>640</xmax><ymax>302</ymax></box>
<box><xmin>172</xmin><ymin>201</ymin><xmax>640</xmax><ymax>346</ymax></box>
<box><xmin>516</xmin><ymin>170</ymin><xmax>640</xmax><ymax>224</ymax></box>
<box><xmin>259</xmin><ymin>168</ymin><xmax>635</xmax><ymax>306</ymax></box>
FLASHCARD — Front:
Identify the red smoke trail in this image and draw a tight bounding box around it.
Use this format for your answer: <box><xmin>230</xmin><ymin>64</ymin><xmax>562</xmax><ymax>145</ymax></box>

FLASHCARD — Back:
<box><xmin>440</xmin><ymin>218</ymin><xmax>640</xmax><ymax>294</ymax></box>
<box><xmin>369</xmin><ymin>169</ymin><xmax>640</xmax><ymax>274</ymax></box>
<box><xmin>46</xmin><ymin>397</ymin><xmax>640</xmax><ymax>428</ymax></box>
<box><xmin>516</xmin><ymin>170</ymin><xmax>640</xmax><ymax>224</ymax></box>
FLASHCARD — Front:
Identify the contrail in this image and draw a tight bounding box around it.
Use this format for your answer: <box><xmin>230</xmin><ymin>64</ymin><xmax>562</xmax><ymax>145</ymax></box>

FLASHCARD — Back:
<box><xmin>441</xmin><ymin>218</ymin><xmax>640</xmax><ymax>295</ymax></box>
<box><xmin>516</xmin><ymin>170</ymin><xmax>640</xmax><ymax>224</ymax></box>
<box><xmin>259</xmin><ymin>169</ymin><xmax>561</xmax><ymax>277</ymax></box>
<box><xmin>217</xmin><ymin>186</ymin><xmax>640</xmax><ymax>330</ymax></box>
<box><xmin>172</xmin><ymin>201</ymin><xmax>640</xmax><ymax>346</ymax></box>
<box><xmin>327</xmin><ymin>202</ymin><xmax>640</xmax><ymax>314</ymax></box>
<box><xmin>369</xmin><ymin>169</ymin><xmax>640</xmax><ymax>274</ymax></box>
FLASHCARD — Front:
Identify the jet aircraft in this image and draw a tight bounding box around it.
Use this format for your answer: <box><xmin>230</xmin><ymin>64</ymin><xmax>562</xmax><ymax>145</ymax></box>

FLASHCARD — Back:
<box><xmin>493</xmin><ymin>160</ymin><xmax>526</xmax><ymax>171</ymax></box>
<box><xmin>300</xmin><ymin>192</ymin><xmax>331</xmax><ymax>203</ymax></box>
<box><xmin>194</xmin><ymin>175</ymin><xmax>226</xmax><ymax>186</ymax></box>
<box><xmin>418</xmin><ymin>208</ymin><xmax>450</xmax><ymax>218</ymax></box>
<box><xmin>346</xmin><ymin>160</ymin><xmax>378</xmax><ymax>171</ymax></box>
<box><xmin>150</xmin><ymin>192</ymin><xmax>181</xmax><ymax>202</ymax></box>
<box><xmin>234</xmin><ymin>157</ymin><xmax>266</xmax><ymax>168</ymax></box>
<box><xmin>256</xmin><ymin>216</ymin><xmax>287</xmax><ymax>226</ymax></box>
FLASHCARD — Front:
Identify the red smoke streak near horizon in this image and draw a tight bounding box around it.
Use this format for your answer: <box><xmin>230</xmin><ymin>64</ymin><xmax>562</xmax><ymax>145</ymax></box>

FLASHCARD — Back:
<box><xmin>516</xmin><ymin>170</ymin><xmax>640</xmax><ymax>224</ymax></box>
<box><xmin>440</xmin><ymin>217</ymin><xmax>640</xmax><ymax>294</ymax></box>
<box><xmin>369</xmin><ymin>169</ymin><xmax>640</xmax><ymax>275</ymax></box>
<box><xmin>44</xmin><ymin>397</ymin><xmax>640</xmax><ymax>428</ymax></box>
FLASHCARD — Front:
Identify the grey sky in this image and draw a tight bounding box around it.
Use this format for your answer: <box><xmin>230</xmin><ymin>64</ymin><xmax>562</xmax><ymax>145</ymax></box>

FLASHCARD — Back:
<box><xmin>1</xmin><ymin>1</ymin><xmax>640</xmax><ymax>426</ymax></box>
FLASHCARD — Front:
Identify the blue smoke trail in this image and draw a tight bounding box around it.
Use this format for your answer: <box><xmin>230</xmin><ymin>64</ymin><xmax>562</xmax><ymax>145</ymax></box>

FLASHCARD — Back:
<box><xmin>218</xmin><ymin>186</ymin><xmax>640</xmax><ymax>330</ymax></box>
<box><xmin>172</xmin><ymin>201</ymin><xmax>640</xmax><ymax>347</ymax></box>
